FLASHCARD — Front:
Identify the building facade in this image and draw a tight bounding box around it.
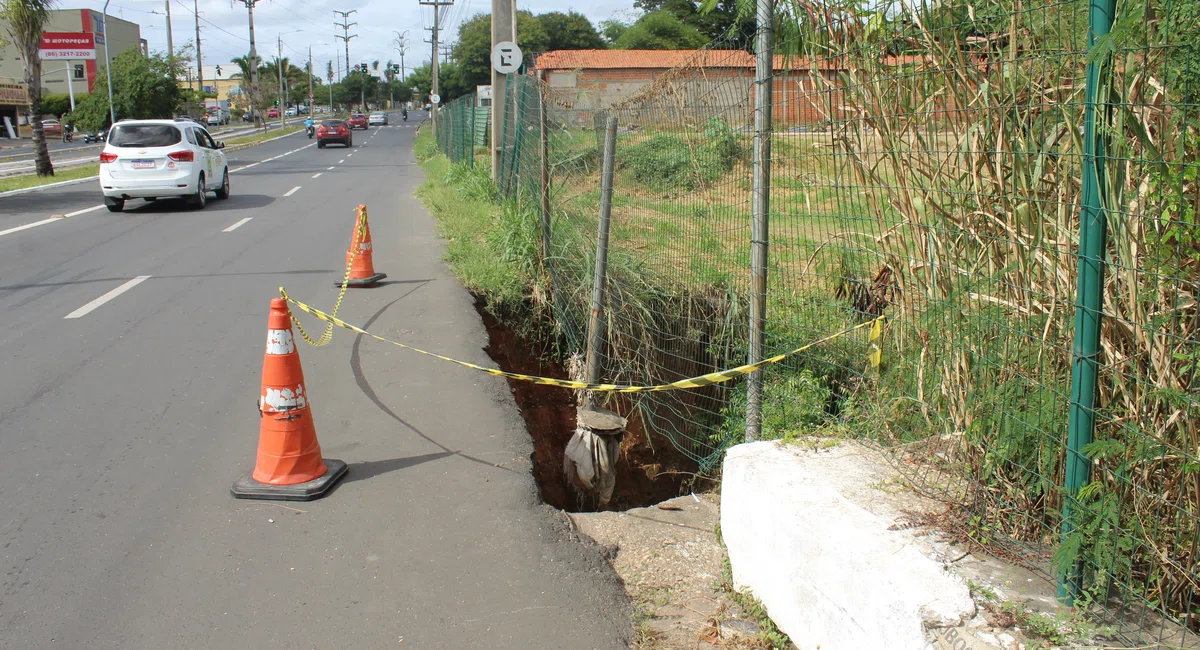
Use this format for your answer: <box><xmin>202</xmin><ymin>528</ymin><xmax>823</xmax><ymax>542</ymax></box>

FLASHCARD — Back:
<box><xmin>179</xmin><ymin>64</ymin><xmax>243</xmax><ymax>102</ymax></box>
<box><xmin>0</xmin><ymin>9</ymin><xmax>144</xmax><ymax>102</ymax></box>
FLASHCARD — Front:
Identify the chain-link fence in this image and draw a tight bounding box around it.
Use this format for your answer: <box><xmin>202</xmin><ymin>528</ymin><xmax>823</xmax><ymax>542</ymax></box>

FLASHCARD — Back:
<box><xmin>432</xmin><ymin>0</ymin><xmax>1200</xmax><ymax>643</ymax></box>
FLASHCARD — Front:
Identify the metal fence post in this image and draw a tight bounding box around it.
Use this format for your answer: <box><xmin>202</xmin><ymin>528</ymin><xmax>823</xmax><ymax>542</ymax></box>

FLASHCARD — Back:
<box><xmin>584</xmin><ymin>116</ymin><xmax>619</xmax><ymax>407</ymax></box>
<box><xmin>745</xmin><ymin>0</ymin><xmax>775</xmax><ymax>443</ymax></box>
<box><xmin>1059</xmin><ymin>0</ymin><xmax>1116</xmax><ymax>603</ymax></box>
<box><xmin>539</xmin><ymin>75</ymin><xmax>552</xmax><ymax>266</ymax></box>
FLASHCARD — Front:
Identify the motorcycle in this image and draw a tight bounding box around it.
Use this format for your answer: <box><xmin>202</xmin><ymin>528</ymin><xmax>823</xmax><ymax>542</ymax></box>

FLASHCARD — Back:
<box><xmin>401</xmin><ymin>110</ymin><xmax>408</xmax><ymax>122</ymax></box>
<box><xmin>306</xmin><ymin>125</ymin><xmax>315</xmax><ymax>138</ymax></box>
<box><xmin>62</xmin><ymin>128</ymin><xmax>73</xmax><ymax>143</ymax></box>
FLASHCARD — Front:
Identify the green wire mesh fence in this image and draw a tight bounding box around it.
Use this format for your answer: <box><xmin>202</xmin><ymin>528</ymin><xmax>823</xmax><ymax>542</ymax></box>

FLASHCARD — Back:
<box><xmin>432</xmin><ymin>0</ymin><xmax>1200</xmax><ymax>643</ymax></box>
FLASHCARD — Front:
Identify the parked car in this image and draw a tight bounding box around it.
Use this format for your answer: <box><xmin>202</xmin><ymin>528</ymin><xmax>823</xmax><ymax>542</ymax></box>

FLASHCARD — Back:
<box><xmin>98</xmin><ymin>119</ymin><xmax>230</xmax><ymax>212</ymax></box>
<box><xmin>316</xmin><ymin>119</ymin><xmax>352</xmax><ymax>148</ymax></box>
<box><xmin>267</xmin><ymin>107</ymin><xmax>280</xmax><ymax>118</ymax></box>
<box><xmin>285</xmin><ymin>106</ymin><xmax>298</xmax><ymax>117</ymax></box>
<box><xmin>368</xmin><ymin>112</ymin><xmax>388</xmax><ymax>126</ymax></box>
<box><xmin>348</xmin><ymin>113</ymin><xmax>368</xmax><ymax>130</ymax></box>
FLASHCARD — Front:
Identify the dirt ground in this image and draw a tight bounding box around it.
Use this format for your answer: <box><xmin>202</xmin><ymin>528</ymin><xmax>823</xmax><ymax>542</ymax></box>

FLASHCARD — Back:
<box><xmin>568</xmin><ymin>494</ymin><xmax>780</xmax><ymax>650</ymax></box>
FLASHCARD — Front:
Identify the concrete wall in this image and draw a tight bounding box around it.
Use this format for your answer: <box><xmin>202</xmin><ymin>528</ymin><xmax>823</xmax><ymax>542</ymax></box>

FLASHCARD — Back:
<box><xmin>0</xmin><ymin>9</ymin><xmax>142</xmax><ymax>109</ymax></box>
<box><xmin>544</xmin><ymin>66</ymin><xmax>844</xmax><ymax>128</ymax></box>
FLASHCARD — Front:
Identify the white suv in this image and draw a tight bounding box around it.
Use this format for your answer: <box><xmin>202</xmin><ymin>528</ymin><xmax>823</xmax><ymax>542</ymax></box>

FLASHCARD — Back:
<box><xmin>98</xmin><ymin>119</ymin><xmax>230</xmax><ymax>212</ymax></box>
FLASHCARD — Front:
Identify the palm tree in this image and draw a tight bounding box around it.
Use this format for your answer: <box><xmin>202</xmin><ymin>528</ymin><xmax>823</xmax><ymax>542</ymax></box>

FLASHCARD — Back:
<box><xmin>384</xmin><ymin>59</ymin><xmax>396</xmax><ymax>108</ymax></box>
<box><xmin>1</xmin><ymin>0</ymin><xmax>56</xmax><ymax>177</ymax></box>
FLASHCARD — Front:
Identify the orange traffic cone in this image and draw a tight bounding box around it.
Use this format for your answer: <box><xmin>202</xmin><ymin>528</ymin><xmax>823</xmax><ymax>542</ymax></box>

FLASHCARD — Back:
<box><xmin>337</xmin><ymin>205</ymin><xmax>387</xmax><ymax>288</ymax></box>
<box><xmin>231</xmin><ymin>298</ymin><xmax>347</xmax><ymax>501</ymax></box>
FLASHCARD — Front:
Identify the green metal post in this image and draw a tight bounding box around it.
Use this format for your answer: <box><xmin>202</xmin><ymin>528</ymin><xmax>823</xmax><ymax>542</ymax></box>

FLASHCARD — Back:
<box><xmin>1059</xmin><ymin>0</ymin><xmax>1116</xmax><ymax>603</ymax></box>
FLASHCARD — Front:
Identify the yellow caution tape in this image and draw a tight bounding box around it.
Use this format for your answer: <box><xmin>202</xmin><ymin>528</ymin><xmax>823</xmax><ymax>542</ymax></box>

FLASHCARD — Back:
<box><xmin>280</xmin><ymin>284</ymin><xmax>885</xmax><ymax>392</ymax></box>
<box><xmin>868</xmin><ymin>317</ymin><xmax>883</xmax><ymax>368</ymax></box>
<box><xmin>290</xmin><ymin>205</ymin><xmax>368</xmax><ymax>347</ymax></box>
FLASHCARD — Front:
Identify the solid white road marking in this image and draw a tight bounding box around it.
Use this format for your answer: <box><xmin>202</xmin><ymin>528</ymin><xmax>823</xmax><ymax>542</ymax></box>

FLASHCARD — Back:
<box><xmin>283</xmin><ymin>186</ymin><xmax>301</xmax><ymax>197</ymax></box>
<box><xmin>65</xmin><ymin>205</ymin><xmax>105</xmax><ymax>218</ymax></box>
<box><xmin>312</xmin><ymin>172</ymin><xmax>322</xmax><ymax>178</ymax></box>
<box><xmin>223</xmin><ymin>217</ymin><xmax>252</xmax><ymax>232</ymax></box>
<box><xmin>0</xmin><ymin>218</ymin><xmax>59</xmax><ymax>238</ymax></box>
<box><xmin>0</xmin><ymin>204</ymin><xmax>105</xmax><ymax>238</ymax></box>
<box><xmin>64</xmin><ymin>275</ymin><xmax>151</xmax><ymax>319</ymax></box>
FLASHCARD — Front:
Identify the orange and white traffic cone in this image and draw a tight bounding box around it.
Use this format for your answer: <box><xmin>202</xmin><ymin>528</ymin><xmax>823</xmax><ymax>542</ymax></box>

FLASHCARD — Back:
<box><xmin>231</xmin><ymin>298</ymin><xmax>347</xmax><ymax>501</ymax></box>
<box><xmin>337</xmin><ymin>204</ymin><xmax>387</xmax><ymax>288</ymax></box>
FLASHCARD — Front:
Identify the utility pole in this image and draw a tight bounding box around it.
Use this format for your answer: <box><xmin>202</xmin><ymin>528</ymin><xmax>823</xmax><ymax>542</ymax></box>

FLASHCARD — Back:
<box><xmin>277</xmin><ymin>36</ymin><xmax>284</xmax><ymax>127</ymax></box>
<box><xmin>491</xmin><ymin>0</ymin><xmax>513</xmax><ymax>181</ymax></box>
<box><xmin>234</xmin><ymin>0</ymin><xmax>260</xmax><ymax>126</ymax></box>
<box><xmin>420</xmin><ymin>0</ymin><xmax>452</xmax><ymax>113</ymax></box>
<box><xmin>164</xmin><ymin>0</ymin><xmax>174</xmax><ymax>78</ymax></box>
<box><xmin>308</xmin><ymin>47</ymin><xmax>314</xmax><ymax>113</ymax></box>
<box><xmin>193</xmin><ymin>0</ymin><xmax>203</xmax><ymax>93</ymax></box>
<box><xmin>393</xmin><ymin>30</ymin><xmax>408</xmax><ymax>82</ymax></box>
<box><xmin>334</xmin><ymin>10</ymin><xmax>357</xmax><ymax>81</ymax></box>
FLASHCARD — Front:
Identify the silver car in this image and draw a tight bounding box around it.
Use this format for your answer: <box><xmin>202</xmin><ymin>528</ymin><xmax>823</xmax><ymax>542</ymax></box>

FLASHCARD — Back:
<box><xmin>368</xmin><ymin>112</ymin><xmax>388</xmax><ymax>126</ymax></box>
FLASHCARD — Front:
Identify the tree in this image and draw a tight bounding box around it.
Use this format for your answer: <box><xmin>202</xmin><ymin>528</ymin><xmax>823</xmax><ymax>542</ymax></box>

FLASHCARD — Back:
<box><xmin>539</xmin><ymin>11</ymin><xmax>606</xmax><ymax>51</ymax></box>
<box><xmin>2</xmin><ymin>0</ymin><xmax>56</xmax><ymax>176</ymax></box>
<box><xmin>600</xmin><ymin>19</ymin><xmax>630</xmax><ymax>45</ymax></box>
<box><xmin>615</xmin><ymin>11</ymin><xmax>709</xmax><ymax>49</ymax></box>
<box><xmin>68</xmin><ymin>49</ymin><xmax>187</xmax><ymax>131</ymax></box>
<box><xmin>637</xmin><ymin>0</ymin><xmax>753</xmax><ymax>43</ymax></box>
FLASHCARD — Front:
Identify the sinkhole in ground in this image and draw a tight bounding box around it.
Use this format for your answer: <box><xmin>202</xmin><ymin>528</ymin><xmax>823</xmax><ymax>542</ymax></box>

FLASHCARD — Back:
<box><xmin>475</xmin><ymin>300</ymin><xmax>701</xmax><ymax>512</ymax></box>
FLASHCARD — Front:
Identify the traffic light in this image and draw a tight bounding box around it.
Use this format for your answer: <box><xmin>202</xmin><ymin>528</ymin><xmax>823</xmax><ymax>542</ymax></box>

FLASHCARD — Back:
<box><xmin>215</xmin><ymin>64</ymin><xmax>222</xmax><ymax>76</ymax></box>
<box><xmin>274</xmin><ymin>99</ymin><xmax>279</xmax><ymax>106</ymax></box>
<box><xmin>392</xmin><ymin>64</ymin><xmax>400</xmax><ymax>73</ymax></box>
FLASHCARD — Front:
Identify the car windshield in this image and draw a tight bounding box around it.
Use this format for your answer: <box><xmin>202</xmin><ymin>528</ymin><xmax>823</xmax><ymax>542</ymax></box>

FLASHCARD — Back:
<box><xmin>108</xmin><ymin>124</ymin><xmax>182</xmax><ymax>148</ymax></box>
<box><xmin>321</xmin><ymin>120</ymin><xmax>343</xmax><ymax>127</ymax></box>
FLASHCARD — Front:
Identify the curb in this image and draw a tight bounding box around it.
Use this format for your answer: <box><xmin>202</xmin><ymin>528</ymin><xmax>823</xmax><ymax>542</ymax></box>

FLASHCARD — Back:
<box><xmin>0</xmin><ymin>129</ymin><xmax>302</xmax><ymax>199</ymax></box>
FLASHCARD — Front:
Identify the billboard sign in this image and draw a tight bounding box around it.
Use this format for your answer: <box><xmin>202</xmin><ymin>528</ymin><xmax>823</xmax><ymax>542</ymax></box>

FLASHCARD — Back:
<box><xmin>39</xmin><ymin>32</ymin><xmax>96</xmax><ymax>60</ymax></box>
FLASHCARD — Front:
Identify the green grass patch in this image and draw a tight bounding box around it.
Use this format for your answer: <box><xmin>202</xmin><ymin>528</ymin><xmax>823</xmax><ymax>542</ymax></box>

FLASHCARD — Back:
<box><xmin>413</xmin><ymin>130</ymin><xmax>531</xmax><ymax>311</ymax></box>
<box><xmin>0</xmin><ymin>164</ymin><xmax>99</xmax><ymax>193</ymax></box>
<box><xmin>618</xmin><ymin>118</ymin><xmax>745</xmax><ymax>192</ymax></box>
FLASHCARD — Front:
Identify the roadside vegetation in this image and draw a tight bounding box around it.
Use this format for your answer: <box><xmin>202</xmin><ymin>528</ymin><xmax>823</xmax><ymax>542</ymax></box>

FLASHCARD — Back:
<box><xmin>0</xmin><ymin>164</ymin><xmax>98</xmax><ymax>193</ymax></box>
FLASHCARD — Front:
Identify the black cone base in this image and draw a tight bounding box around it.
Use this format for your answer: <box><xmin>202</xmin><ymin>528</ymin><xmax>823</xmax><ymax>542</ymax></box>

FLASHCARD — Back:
<box><xmin>231</xmin><ymin>458</ymin><xmax>348</xmax><ymax>501</ymax></box>
<box><xmin>336</xmin><ymin>273</ymin><xmax>387</xmax><ymax>288</ymax></box>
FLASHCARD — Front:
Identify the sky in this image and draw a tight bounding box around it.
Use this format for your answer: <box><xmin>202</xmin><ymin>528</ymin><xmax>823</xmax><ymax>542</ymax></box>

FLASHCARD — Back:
<box><xmin>69</xmin><ymin>0</ymin><xmax>639</xmax><ymax>82</ymax></box>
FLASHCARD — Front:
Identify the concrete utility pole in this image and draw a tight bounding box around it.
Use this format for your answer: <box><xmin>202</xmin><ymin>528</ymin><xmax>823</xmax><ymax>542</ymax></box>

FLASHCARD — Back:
<box><xmin>308</xmin><ymin>47</ymin><xmax>314</xmax><ymax>113</ymax></box>
<box><xmin>334</xmin><ymin>10</ymin><xmax>357</xmax><ymax>81</ymax></box>
<box><xmin>234</xmin><ymin>0</ymin><xmax>260</xmax><ymax>125</ymax></box>
<box><xmin>491</xmin><ymin>0</ymin><xmax>514</xmax><ymax>181</ymax></box>
<box><xmin>420</xmin><ymin>0</ymin><xmax>453</xmax><ymax>112</ymax></box>
<box><xmin>193</xmin><ymin>0</ymin><xmax>203</xmax><ymax>93</ymax></box>
<box><xmin>277</xmin><ymin>36</ymin><xmax>284</xmax><ymax>126</ymax></box>
<box><xmin>164</xmin><ymin>0</ymin><xmax>173</xmax><ymax>77</ymax></box>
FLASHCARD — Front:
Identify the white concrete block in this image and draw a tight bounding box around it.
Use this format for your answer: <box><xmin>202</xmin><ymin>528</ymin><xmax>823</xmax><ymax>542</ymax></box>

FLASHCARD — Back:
<box><xmin>721</xmin><ymin>441</ymin><xmax>976</xmax><ymax>650</ymax></box>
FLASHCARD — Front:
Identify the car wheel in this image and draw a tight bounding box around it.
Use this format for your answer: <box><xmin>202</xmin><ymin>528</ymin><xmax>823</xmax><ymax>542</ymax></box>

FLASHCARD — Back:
<box><xmin>318</xmin><ymin>141</ymin><xmax>325</xmax><ymax>149</ymax></box>
<box><xmin>215</xmin><ymin>169</ymin><xmax>230</xmax><ymax>200</ymax></box>
<box><xmin>191</xmin><ymin>173</ymin><xmax>207</xmax><ymax>209</ymax></box>
<box><xmin>105</xmin><ymin>197</ymin><xmax>125</xmax><ymax>212</ymax></box>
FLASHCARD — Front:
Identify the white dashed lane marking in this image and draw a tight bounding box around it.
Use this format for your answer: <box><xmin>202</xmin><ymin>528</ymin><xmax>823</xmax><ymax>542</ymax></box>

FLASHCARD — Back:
<box><xmin>223</xmin><ymin>217</ymin><xmax>252</xmax><ymax>232</ymax></box>
<box><xmin>64</xmin><ymin>276</ymin><xmax>152</xmax><ymax>319</ymax></box>
<box><xmin>283</xmin><ymin>186</ymin><xmax>301</xmax><ymax>197</ymax></box>
<box><xmin>312</xmin><ymin>173</ymin><xmax>322</xmax><ymax>179</ymax></box>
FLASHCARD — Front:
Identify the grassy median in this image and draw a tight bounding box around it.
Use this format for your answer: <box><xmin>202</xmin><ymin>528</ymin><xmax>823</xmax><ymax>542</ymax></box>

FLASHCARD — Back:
<box><xmin>0</xmin><ymin>164</ymin><xmax>100</xmax><ymax>193</ymax></box>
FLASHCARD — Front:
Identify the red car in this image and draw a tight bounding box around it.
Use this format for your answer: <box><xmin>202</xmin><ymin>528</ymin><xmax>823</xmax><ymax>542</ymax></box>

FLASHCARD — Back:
<box><xmin>316</xmin><ymin>119</ymin><xmax>352</xmax><ymax>148</ymax></box>
<box><xmin>347</xmin><ymin>113</ymin><xmax>368</xmax><ymax>130</ymax></box>
<box><xmin>267</xmin><ymin>107</ymin><xmax>281</xmax><ymax>118</ymax></box>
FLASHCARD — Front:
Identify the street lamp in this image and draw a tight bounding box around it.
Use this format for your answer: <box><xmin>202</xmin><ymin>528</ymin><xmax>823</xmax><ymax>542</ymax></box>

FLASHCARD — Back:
<box><xmin>42</xmin><ymin>65</ymin><xmax>77</xmax><ymax>112</ymax></box>
<box><xmin>102</xmin><ymin>0</ymin><xmax>115</xmax><ymax>125</ymax></box>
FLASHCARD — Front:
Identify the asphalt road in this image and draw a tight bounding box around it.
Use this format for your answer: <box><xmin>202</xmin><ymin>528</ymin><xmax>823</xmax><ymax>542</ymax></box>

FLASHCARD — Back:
<box><xmin>0</xmin><ymin>114</ymin><xmax>631</xmax><ymax>648</ymax></box>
